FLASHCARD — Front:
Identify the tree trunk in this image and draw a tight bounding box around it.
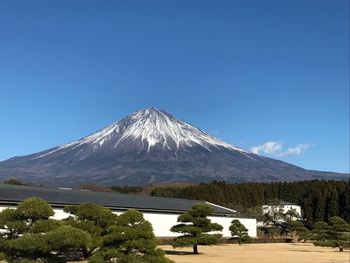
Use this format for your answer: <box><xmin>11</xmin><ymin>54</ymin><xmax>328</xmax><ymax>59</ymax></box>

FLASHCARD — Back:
<box><xmin>82</xmin><ymin>248</ymin><xmax>90</xmax><ymax>259</ymax></box>
<box><xmin>339</xmin><ymin>246</ymin><xmax>343</xmax><ymax>252</ymax></box>
<box><xmin>193</xmin><ymin>245</ymin><xmax>198</xmax><ymax>254</ymax></box>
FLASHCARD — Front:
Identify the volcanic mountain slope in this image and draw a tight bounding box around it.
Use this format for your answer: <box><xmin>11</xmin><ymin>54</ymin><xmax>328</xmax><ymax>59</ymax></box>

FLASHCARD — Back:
<box><xmin>0</xmin><ymin>108</ymin><xmax>347</xmax><ymax>187</ymax></box>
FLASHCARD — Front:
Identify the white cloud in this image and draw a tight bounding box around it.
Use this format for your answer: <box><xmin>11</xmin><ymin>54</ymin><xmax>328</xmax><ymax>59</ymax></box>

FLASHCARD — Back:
<box><xmin>250</xmin><ymin>141</ymin><xmax>283</xmax><ymax>155</ymax></box>
<box><xmin>277</xmin><ymin>144</ymin><xmax>309</xmax><ymax>157</ymax></box>
<box><xmin>250</xmin><ymin>141</ymin><xmax>309</xmax><ymax>157</ymax></box>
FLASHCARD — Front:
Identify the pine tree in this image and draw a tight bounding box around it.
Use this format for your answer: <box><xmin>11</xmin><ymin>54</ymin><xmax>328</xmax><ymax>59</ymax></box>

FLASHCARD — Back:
<box><xmin>313</xmin><ymin>191</ymin><xmax>326</xmax><ymax>222</ymax></box>
<box><xmin>0</xmin><ymin>197</ymin><xmax>92</xmax><ymax>262</ymax></box>
<box><xmin>90</xmin><ymin>209</ymin><xmax>172</xmax><ymax>263</ymax></box>
<box><xmin>325</xmin><ymin>188</ymin><xmax>339</xmax><ymax>221</ymax></box>
<box><xmin>63</xmin><ymin>203</ymin><xmax>118</xmax><ymax>257</ymax></box>
<box><xmin>229</xmin><ymin>219</ymin><xmax>250</xmax><ymax>244</ymax></box>
<box><xmin>302</xmin><ymin>193</ymin><xmax>313</xmax><ymax>221</ymax></box>
<box><xmin>339</xmin><ymin>189</ymin><xmax>350</xmax><ymax>222</ymax></box>
<box><xmin>312</xmin><ymin>217</ymin><xmax>350</xmax><ymax>251</ymax></box>
<box><xmin>64</xmin><ymin>203</ymin><xmax>117</xmax><ymax>228</ymax></box>
<box><xmin>261</xmin><ymin>201</ymin><xmax>285</xmax><ymax>237</ymax></box>
<box><xmin>170</xmin><ymin>203</ymin><xmax>223</xmax><ymax>254</ymax></box>
<box><xmin>287</xmin><ymin>221</ymin><xmax>310</xmax><ymax>241</ymax></box>
<box><xmin>0</xmin><ymin>208</ymin><xmax>27</xmax><ymax>239</ymax></box>
<box><xmin>16</xmin><ymin>197</ymin><xmax>54</xmax><ymax>222</ymax></box>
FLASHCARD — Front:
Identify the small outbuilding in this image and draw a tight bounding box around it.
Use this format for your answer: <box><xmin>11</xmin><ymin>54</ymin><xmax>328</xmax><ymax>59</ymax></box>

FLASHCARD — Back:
<box><xmin>0</xmin><ymin>184</ymin><xmax>256</xmax><ymax>238</ymax></box>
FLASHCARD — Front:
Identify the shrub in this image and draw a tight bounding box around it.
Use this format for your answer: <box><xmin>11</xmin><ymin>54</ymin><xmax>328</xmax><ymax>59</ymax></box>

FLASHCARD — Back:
<box><xmin>92</xmin><ymin>209</ymin><xmax>173</xmax><ymax>262</ymax></box>
<box><xmin>28</xmin><ymin>219</ymin><xmax>62</xmax><ymax>233</ymax></box>
<box><xmin>16</xmin><ymin>197</ymin><xmax>54</xmax><ymax>222</ymax></box>
<box><xmin>64</xmin><ymin>203</ymin><xmax>117</xmax><ymax>228</ymax></box>
<box><xmin>0</xmin><ymin>198</ymin><xmax>92</xmax><ymax>262</ymax></box>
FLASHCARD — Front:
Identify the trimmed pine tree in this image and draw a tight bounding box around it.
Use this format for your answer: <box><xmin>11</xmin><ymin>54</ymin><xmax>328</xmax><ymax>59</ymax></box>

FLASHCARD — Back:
<box><xmin>90</xmin><ymin>209</ymin><xmax>173</xmax><ymax>263</ymax></box>
<box><xmin>312</xmin><ymin>216</ymin><xmax>350</xmax><ymax>251</ymax></box>
<box><xmin>229</xmin><ymin>219</ymin><xmax>250</xmax><ymax>244</ymax></box>
<box><xmin>170</xmin><ymin>203</ymin><xmax>223</xmax><ymax>254</ymax></box>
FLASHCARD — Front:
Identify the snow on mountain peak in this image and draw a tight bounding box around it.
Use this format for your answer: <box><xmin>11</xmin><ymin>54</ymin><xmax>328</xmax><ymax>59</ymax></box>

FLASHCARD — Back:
<box><xmin>115</xmin><ymin>107</ymin><xmax>247</xmax><ymax>153</ymax></box>
<box><xmin>36</xmin><ymin>107</ymin><xmax>248</xmax><ymax>159</ymax></box>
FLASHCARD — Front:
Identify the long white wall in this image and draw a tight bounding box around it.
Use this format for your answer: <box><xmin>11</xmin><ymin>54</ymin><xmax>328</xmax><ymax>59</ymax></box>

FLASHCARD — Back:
<box><xmin>140</xmin><ymin>212</ymin><xmax>256</xmax><ymax>238</ymax></box>
<box><xmin>0</xmin><ymin>205</ymin><xmax>256</xmax><ymax>238</ymax></box>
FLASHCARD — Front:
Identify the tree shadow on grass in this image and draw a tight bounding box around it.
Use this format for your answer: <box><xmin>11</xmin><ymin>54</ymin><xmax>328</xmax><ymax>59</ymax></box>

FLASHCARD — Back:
<box><xmin>164</xmin><ymin>250</ymin><xmax>197</xmax><ymax>255</ymax></box>
<box><xmin>287</xmin><ymin>249</ymin><xmax>341</xmax><ymax>253</ymax></box>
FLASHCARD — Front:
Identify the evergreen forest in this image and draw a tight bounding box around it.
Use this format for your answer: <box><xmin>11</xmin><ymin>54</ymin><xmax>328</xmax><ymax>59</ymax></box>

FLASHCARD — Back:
<box><xmin>150</xmin><ymin>180</ymin><xmax>350</xmax><ymax>223</ymax></box>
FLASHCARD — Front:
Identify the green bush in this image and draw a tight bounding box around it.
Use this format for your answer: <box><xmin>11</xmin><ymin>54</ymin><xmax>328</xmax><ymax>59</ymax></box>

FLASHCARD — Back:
<box><xmin>88</xmin><ymin>248</ymin><xmax>121</xmax><ymax>263</ymax></box>
<box><xmin>28</xmin><ymin>219</ymin><xmax>62</xmax><ymax>233</ymax></box>
<box><xmin>46</xmin><ymin>225</ymin><xmax>91</xmax><ymax>254</ymax></box>
<box><xmin>0</xmin><ymin>198</ymin><xmax>93</xmax><ymax>262</ymax></box>
<box><xmin>0</xmin><ymin>209</ymin><xmax>27</xmax><ymax>239</ymax></box>
<box><xmin>63</xmin><ymin>203</ymin><xmax>117</xmax><ymax>257</ymax></box>
<box><xmin>16</xmin><ymin>197</ymin><xmax>54</xmax><ymax>222</ymax></box>
<box><xmin>64</xmin><ymin>203</ymin><xmax>117</xmax><ymax>228</ymax></box>
<box><xmin>0</xmin><ymin>252</ymin><xmax>8</xmax><ymax>261</ymax></box>
<box><xmin>64</xmin><ymin>219</ymin><xmax>103</xmax><ymax>236</ymax></box>
<box><xmin>7</xmin><ymin>233</ymin><xmax>51</xmax><ymax>258</ymax></box>
<box><xmin>92</xmin><ymin>209</ymin><xmax>173</xmax><ymax>263</ymax></box>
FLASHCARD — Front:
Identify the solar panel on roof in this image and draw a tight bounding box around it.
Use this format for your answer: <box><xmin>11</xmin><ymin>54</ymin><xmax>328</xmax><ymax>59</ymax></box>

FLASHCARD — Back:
<box><xmin>0</xmin><ymin>184</ymin><xmax>236</xmax><ymax>216</ymax></box>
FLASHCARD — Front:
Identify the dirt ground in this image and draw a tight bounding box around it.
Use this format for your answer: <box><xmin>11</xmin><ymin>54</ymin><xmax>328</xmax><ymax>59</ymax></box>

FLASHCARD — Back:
<box><xmin>159</xmin><ymin>243</ymin><xmax>350</xmax><ymax>263</ymax></box>
<box><xmin>53</xmin><ymin>243</ymin><xmax>349</xmax><ymax>263</ymax></box>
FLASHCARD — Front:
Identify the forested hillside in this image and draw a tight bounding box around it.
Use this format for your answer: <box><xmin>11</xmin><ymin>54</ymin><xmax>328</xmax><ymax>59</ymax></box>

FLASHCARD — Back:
<box><xmin>151</xmin><ymin>180</ymin><xmax>350</xmax><ymax>223</ymax></box>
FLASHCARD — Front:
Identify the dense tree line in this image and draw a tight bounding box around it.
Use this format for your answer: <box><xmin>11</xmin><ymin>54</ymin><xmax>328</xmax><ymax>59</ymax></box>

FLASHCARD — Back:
<box><xmin>110</xmin><ymin>185</ymin><xmax>143</xmax><ymax>194</ymax></box>
<box><xmin>151</xmin><ymin>180</ymin><xmax>350</xmax><ymax>223</ymax></box>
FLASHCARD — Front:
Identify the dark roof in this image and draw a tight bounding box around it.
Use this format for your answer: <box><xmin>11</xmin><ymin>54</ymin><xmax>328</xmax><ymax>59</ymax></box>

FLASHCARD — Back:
<box><xmin>0</xmin><ymin>184</ymin><xmax>236</xmax><ymax>216</ymax></box>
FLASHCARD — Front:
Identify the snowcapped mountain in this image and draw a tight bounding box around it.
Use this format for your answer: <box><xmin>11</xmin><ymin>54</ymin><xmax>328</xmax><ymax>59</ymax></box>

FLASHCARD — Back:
<box><xmin>0</xmin><ymin>108</ymin><xmax>347</xmax><ymax>186</ymax></box>
<box><xmin>36</xmin><ymin>107</ymin><xmax>247</xmax><ymax>157</ymax></box>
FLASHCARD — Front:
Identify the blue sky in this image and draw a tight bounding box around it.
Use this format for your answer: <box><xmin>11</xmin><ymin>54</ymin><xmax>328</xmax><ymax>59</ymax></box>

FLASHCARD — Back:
<box><xmin>0</xmin><ymin>0</ymin><xmax>349</xmax><ymax>173</ymax></box>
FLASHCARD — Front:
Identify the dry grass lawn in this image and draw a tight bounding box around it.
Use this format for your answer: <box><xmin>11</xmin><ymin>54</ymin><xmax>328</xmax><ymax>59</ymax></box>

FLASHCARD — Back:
<box><xmin>159</xmin><ymin>243</ymin><xmax>350</xmax><ymax>263</ymax></box>
<box><xmin>58</xmin><ymin>243</ymin><xmax>350</xmax><ymax>263</ymax></box>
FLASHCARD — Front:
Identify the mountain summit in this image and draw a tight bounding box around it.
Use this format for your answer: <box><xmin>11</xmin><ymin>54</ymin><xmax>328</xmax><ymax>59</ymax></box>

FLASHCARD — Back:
<box><xmin>39</xmin><ymin>107</ymin><xmax>247</xmax><ymax>156</ymax></box>
<box><xmin>0</xmin><ymin>108</ymin><xmax>347</xmax><ymax>186</ymax></box>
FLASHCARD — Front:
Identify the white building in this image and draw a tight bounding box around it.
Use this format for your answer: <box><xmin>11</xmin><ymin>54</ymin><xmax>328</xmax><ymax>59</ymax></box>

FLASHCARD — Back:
<box><xmin>0</xmin><ymin>184</ymin><xmax>256</xmax><ymax>238</ymax></box>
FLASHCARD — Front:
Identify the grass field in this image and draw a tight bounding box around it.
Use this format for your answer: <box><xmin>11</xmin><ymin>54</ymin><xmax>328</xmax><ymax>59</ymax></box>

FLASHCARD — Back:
<box><xmin>159</xmin><ymin>243</ymin><xmax>349</xmax><ymax>263</ymax></box>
